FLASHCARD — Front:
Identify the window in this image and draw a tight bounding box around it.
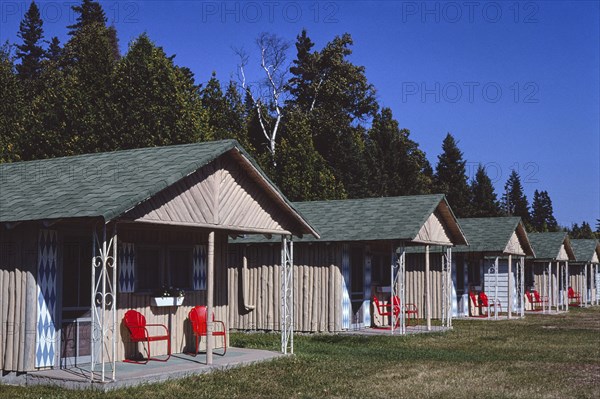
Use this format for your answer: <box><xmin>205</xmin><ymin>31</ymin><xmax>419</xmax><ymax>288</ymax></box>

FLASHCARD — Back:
<box><xmin>136</xmin><ymin>247</ymin><xmax>161</xmax><ymax>291</ymax></box>
<box><xmin>169</xmin><ymin>248</ymin><xmax>193</xmax><ymax>290</ymax></box>
<box><xmin>467</xmin><ymin>259</ymin><xmax>481</xmax><ymax>288</ymax></box>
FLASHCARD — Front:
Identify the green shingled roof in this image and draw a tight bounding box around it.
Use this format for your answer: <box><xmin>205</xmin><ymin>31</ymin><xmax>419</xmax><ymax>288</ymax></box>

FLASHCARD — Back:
<box><xmin>528</xmin><ymin>232</ymin><xmax>574</xmax><ymax>260</ymax></box>
<box><xmin>0</xmin><ymin>140</ymin><xmax>317</xmax><ymax>237</ymax></box>
<box><xmin>570</xmin><ymin>239</ymin><xmax>600</xmax><ymax>263</ymax></box>
<box><xmin>235</xmin><ymin>194</ymin><xmax>466</xmax><ymax>244</ymax></box>
<box><xmin>452</xmin><ymin>217</ymin><xmax>533</xmax><ymax>255</ymax></box>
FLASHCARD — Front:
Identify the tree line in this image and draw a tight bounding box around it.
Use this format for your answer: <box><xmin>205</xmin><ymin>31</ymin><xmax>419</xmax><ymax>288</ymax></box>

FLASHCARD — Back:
<box><xmin>1</xmin><ymin>0</ymin><xmax>597</xmax><ymax>238</ymax></box>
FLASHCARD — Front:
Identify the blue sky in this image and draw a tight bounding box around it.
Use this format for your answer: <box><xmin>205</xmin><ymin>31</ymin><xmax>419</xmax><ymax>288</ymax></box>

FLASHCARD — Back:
<box><xmin>1</xmin><ymin>1</ymin><xmax>599</xmax><ymax>227</ymax></box>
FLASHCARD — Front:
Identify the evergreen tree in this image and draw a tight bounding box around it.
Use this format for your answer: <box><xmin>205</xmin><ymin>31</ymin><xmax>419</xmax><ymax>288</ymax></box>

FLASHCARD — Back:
<box><xmin>433</xmin><ymin>133</ymin><xmax>472</xmax><ymax>217</ymax></box>
<box><xmin>0</xmin><ymin>44</ymin><xmax>24</xmax><ymax>162</ymax></box>
<box><xmin>59</xmin><ymin>0</ymin><xmax>119</xmax><ymax>154</ymax></box>
<box><xmin>531</xmin><ymin>190</ymin><xmax>558</xmax><ymax>232</ymax></box>
<box><xmin>67</xmin><ymin>0</ymin><xmax>108</xmax><ymax>35</ymax></box>
<box><xmin>570</xmin><ymin>222</ymin><xmax>594</xmax><ymax>239</ymax></box>
<box><xmin>46</xmin><ymin>37</ymin><xmax>62</xmax><ymax>63</ymax></box>
<box><xmin>365</xmin><ymin>107</ymin><xmax>432</xmax><ymax>197</ymax></box>
<box><xmin>286</xmin><ymin>31</ymin><xmax>378</xmax><ymax>198</ymax></box>
<box><xmin>111</xmin><ymin>34</ymin><xmax>208</xmax><ymax>149</ymax></box>
<box><xmin>470</xmin><ymin>164</ymin><xmax>502</xmax><ymax>217</ymax></box>
<box><xmin>502</xmin><ymin>170</ymin><xmax>530</xmax><ymax>227</ymax></box>
<box><xmin>15</xmin><ymin>1</ymin><xmax>45</xmax><ymax>83</ymax></box>
<box><xmin>200</xmin><ymin>73</ymin><xmax>251</xmax><ymax>150</ymax></box>
<box><xmin>275</xmin><ymin>109</ymin><xmax>345</xmax><ymax>201</ymax></box>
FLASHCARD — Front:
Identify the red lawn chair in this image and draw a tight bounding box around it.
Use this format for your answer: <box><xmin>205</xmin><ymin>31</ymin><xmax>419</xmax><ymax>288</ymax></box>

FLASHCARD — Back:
<box><xmin>372</xmin><ymin>296</ymin><xmax>418</xmax><ymax>327</ymax></box>
<box><xmin>528</xmin><ymin>290</ymin><xmax>548</xmax><ymax>311</ymax></box>
<box><xmin>123</xmin><ymin>309</ymin><xmax>171</xmax><ymax>364</ymax></box>
<box><xmin>188</xmin><ymin>306</ymin><xmax>227</xmax><ymax>356</ymax></box>
<box><xmin>478</xmin><ymin>291</ymin><xmax>502</xmax><ymax>316</ymax></box>
<box><xmin>568</xmin><ymin>287</ymin><xmax>581</xmax><ymax>306</ymax></box>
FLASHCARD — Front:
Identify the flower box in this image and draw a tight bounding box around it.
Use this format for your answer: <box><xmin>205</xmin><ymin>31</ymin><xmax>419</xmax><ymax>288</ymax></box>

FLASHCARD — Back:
<box><xmin>152</xmin><ymin>296</ymin><xmax>184</xmax><ymax>307</ymax></box>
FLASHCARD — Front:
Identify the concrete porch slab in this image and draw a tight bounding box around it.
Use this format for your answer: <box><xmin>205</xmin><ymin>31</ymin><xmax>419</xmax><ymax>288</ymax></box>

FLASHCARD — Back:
<box><xmin>13</xmin><ymin>348</ymin><xmax>285</xmax><ymax>391</ymax></box>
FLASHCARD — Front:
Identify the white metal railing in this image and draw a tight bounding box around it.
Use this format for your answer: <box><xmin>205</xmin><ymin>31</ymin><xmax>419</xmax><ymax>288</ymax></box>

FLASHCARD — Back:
<box><xmin>281</xmin><ymin>236</ymin><xmax>293</xmax><ymax>354</ymax></box>
<box><xmin>91</xmin><ymin>223</ymin><xmax>117</xmax><ymax>383</ymax></box>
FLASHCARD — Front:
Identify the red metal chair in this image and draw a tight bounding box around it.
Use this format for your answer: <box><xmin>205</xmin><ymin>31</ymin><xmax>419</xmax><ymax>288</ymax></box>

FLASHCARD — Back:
<box><xmin>123</xmin><ymin>309</ymin><xmax>170</xmax><ymax>364</ymax></box>
<box><xmin>568</xmin><ymin>287</ymin><xmax>581</xmax><ymax>306</ymax></box>
<box><xmin>528</xmin><ymin>290</ymin><xmax>548</xmax><ymax>311</ymax></box>
<box><xmin>373</xmin><ymin>296</ymin><xmax>400</xmax><ymax>319</ymax></box>
<box><xmin>478</xmin><ymin>291</ymin><xmax>502</xmax><ymax>316</ymax></box>
<box><xmin>372</xmin><ymin>296</ymin><xmax>418</xmax><ymax>327</ymax></box>
<box><xmin>188</xmin><ymin>306</ymin><xmax>227</xmax><ymax>356</ymax></box>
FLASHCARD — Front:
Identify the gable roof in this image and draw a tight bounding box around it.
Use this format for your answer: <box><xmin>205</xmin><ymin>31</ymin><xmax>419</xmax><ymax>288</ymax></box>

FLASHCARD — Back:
<box><xmin>452</xmin><ymin>217</ymin><xmax>534</xmax><ymax>256</ymax></box>
<box><xmin>570</xmin><ymin>239</ymin><xmax>600</xmax><ymax>264</ymax></box>
<box><xmin>528</xmin><ymin>232</ymin><xmax>576</xmax><ymax>261</ymax></box>
<box><xmin>235</xmin><ymin>194</ymin><xmax>467</xmax><ymax>245</ymax></box>
<box><xmin>0</xmin><ymin>140</ymin><xmax>318</xmax><ymax>237</ymax></box>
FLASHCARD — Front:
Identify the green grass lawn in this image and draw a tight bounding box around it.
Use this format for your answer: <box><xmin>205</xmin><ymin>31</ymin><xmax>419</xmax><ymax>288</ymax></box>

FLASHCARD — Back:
<box><xmin>2</xmin><ymin>307</ymin><xmax>599</xmax><ymax>398</ymax></box>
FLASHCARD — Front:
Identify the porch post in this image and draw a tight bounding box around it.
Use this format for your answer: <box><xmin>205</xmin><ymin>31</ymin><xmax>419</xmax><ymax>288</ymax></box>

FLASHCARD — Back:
<box><xmin>281</xmin><ymin>236</ymin><xmax>293</xmax><ymax>353</ymax></box>
<box><xmin>425</xmin><ymin>245</ymin><xmax>431</xmax><ymax>331</ymax></box>
<box><xmin>90</xmin><ymin>223</ymin><xmax>117</xmax><ymax>382</ymax></box>
<box><xmin>596</xmin><ymin>264</ymin><xmax>599</xmax><ymax>305</ymax></box>
<box><xmin>520</xmin><ymin>256</ymin><xmax>525</xmax><ymax>318</ymax></box>
<box><xmin>565</xmin><ymin>261</ymin><xmax>569</xmax><ymax>312</ymax></box>
<box><xmin>508</xmin><ymin>254</ymin><xmax>512</xmax><ymax>319</ymax></box>
<box><xmin>391</xmin><ymin>243</ymin><xmax>405</xmax><ymax>335</ymax></box>
<box><xmin>584</xmin><ymin>262</ymin><xmax>588</xmax><ymax>307</ymax></box>
<box><xmin>206</xmin><ymin>231</ymin><xmax>215</xmax><ymax>365</ymax></box>
<box><xmin>443</xmin><ymin>247</ymin><xmax>452</xmax><ymax>328</ymax></box>
<box><xmin>547</xmin><ymin>262</ymin><xmax>551</xmax><ymax>313</ymax></box>
<box><xmin>494</xmin><ymin>257</ymin><xmax>499</xmax><ymax>319</ymax></box>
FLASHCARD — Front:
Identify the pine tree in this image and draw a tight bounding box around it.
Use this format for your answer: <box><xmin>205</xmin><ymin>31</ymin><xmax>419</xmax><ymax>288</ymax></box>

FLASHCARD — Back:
<box><xmin>58</xmin><ymin>0</ymin><xmax>119</xmax><ymax>154</ymax></box>
<box><xmin>0</xmin><ymin>44</ymin><xmax>24</xmax><ymax>162</ymax></box>
<box><xmin>46</xmin><ymin>37</ymin><xmax>62</xmax><ymax>63</ymax></box>
<box><xmin>200</xmin><ymin>73</ymin><xmax>250</xmax><ymax>149</ymax></box>
<box><xmin>67</xmin><ymin>0</ymin><xmax>107</xmax><ymax>35</ymax></box>
<box><xmin>571</xmin><ymin>222</ymin><xmax>594</xmax><ymax>239</ymax></box>
<box><xmin>470</xmin><ymin>164</ymin><xmax>502</xmax><ymax>217</ymax></box>
<box><xmin>111</xmin><ymin>34</ymin><xmax>207</xmax><ymax>149</ymax></box>
<box><xmin>502</xmin><ymin>170</ymin><xmax>530</xmax><ymax>227</ymax></box>
<box><xmin>275</xmin><ymin>109</ymin><xmax>345</xmax><ymax>201</ymax></box>
<box><xmin>365</xmin><ymin>108</ymin><xmax>432</xmax><ymax>197</ymax></box>
<box><xmin>286</xmin><ymin>31</ymin><xmax>378</xmax><ymax>198</ymax></box>
<box><xmin>531</xmin><ymin>190</ymin><xmax>558</xmax><ymax>232</ymax></box>
<box><xmin>433</xmin><ymin>133</ymin><xmax>472</xmax><ymax>217</ymax></box>
<box><xmin>15</xmin><ymin>1</ymin><xmax>45</xmax><ymax>82</ymax></box>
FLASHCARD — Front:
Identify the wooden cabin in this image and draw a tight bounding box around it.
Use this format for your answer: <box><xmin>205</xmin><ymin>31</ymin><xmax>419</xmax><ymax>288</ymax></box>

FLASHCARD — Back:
<box><xmin>0</xmin><ymin>140</ymin><xmax>317</xmax><ymax>382</ymax></box>
<box><xmin>451</xmin><ymin>217</ymin><xmax>534</xmax><ymax>318</ymax></box>
<box><xmin>526</xmin><ymin>232</ymin><xmax>576</xmax><ymax>312</ymax></box>
<box><xmin>569</xmin><ymin>239</ymin><xmax>600</xmax><ymax>306</ymax></box>
<box><xmin>228</xmin><ymin>194</ymin><xmax>467</xmax><ymax>333</ymax></box>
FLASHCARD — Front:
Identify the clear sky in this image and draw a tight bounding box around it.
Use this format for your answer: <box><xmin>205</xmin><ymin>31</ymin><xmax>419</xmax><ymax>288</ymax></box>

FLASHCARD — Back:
<box><xmin>1</xmin><ymin>0</ymin><xmax>599</xmax><ymax>227</ymax></box>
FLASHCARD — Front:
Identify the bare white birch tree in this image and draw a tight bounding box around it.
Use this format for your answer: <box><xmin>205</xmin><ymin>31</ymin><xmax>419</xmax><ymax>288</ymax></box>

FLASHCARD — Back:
<box><xmin>235</xmin><ymin>33</ymin><xmax>290</xmax><ymax>165</ymax></box>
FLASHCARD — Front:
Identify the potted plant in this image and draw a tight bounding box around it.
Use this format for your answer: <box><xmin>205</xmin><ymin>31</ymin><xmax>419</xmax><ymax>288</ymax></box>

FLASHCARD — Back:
<box><xmin>151</xmin><ymin>286</ymin><xmax>185</xmax><ymax>307</ymax></box>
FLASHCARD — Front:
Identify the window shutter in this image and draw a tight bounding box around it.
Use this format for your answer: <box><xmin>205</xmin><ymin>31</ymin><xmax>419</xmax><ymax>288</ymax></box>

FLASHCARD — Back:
<box><xmin>118</xmin><ymin>243</ymin><xmax>135</xmax><ymax>293</ymax></box>
<box><xmin>193</xmin><ymin>245</ymin><xmax>207</xmax><ymax>291</ymax></box>
<box><xmin>36</xmin><ymin>229</ymin><xmax>58</xmax><ymax>368</ymax></box>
